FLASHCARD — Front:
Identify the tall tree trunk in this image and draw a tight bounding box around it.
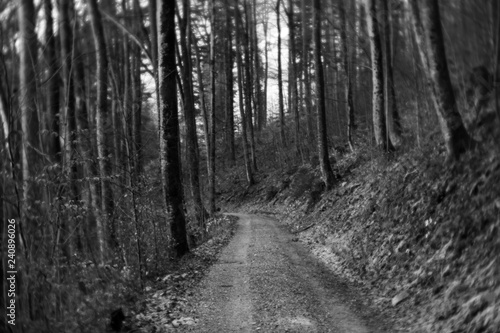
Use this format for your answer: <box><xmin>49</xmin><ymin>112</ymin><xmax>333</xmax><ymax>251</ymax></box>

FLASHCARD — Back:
<box><xmin>276</xmin><ymin>0</ymin><xmax>286</xmax><ymax>146</ymax></box>
<box><xmin>72</xmin><ymin>21</ymin><xmax>104</xmax><ymax>259</ymax></box>
<box><xmin>236</xmin><ymin>4</ymin><xmax>254</xmax><ymax>185</ymax></box>
<box><xmin>409</xmin><ymin>0</ymin><xmax>474</xmax><ymax>159</ymax></box>
<box><xmin>158</xmin><ymin>0</ymin><xmax>189</xmax><ymax>257</ymax></box>
<box><xmin>243</xmin><ymin>0</ymin><xmax>258</xmax><ymax>171</ymax></box>
<box><xmin>338</xmin><ymin>0</ymin><xmax>355</xmax><ymax>151</ymax></box>
<box><xmin>208</xmin><ymin>0</ymin><xmax>217</xmax><ymax>214</ymax></box>
<box><xmin>87</xmin><ymin>0</ymin><xmax>114</xmax><ymax>258</ymax></box>
<box><xmin>131</xmin><ymin>51</ymin><xmax>143</xmax><ymax>175</ymax></box>
<box><xmin>365</xmin><ymin>0</ymin><xmax>391</xmax><ymax>151</ymax></box>
<box><xmin>288</xmin><ymin>0</ymin><xmax>300</xmax><ymax>157</ymax></box>
<box><xmin>131</xmin><ymin>0</ymin><xmax>143</xmax><ymax>174</ymax></box>
<box><xmin>357</xmin><ymin>1</ymin><xmax>367</xmax><ymax>116</ymax></box>
<box><xmin>59</xmin><ymin>0</ymin><xmax>79</xmax><ymax>261</ymax></box>
<box><xmin>106</xmin><ymin>1</ymin><xmax>122</xmax><ymax>189</ymax></box>
<box><xmin>329</xmin><ymin>25</ymin><xmax>343</xmax><ymax>140</ymax></box>
<box><xmin>18</xmin><ymin>0</ymin><xmax>39</xmax><ymax>321</ymax></box>
<box><xmin>180</xmin><ymin>0</ymin><xmax>206</xmax><ymax>231</ymax></box>
<box><xmin>149</xmin><ymin>0</ymin><xmax>158</xmax><ymax>76</ymax></box>
<box><xmin>19</xmin><ymin>0</ymin><xmax>40</xmax><ymax>208</ymax></box>
<box><xmin>121</xmin><ymin>0</ymin><xmax>132</xmax><ymax>190</ymax></box>
<box><xmin>193</xmin><ymin>37</ymin><xmax>211</xmax><ymax>169</ymax></box>
<box><xmin>44</xmin><ymin>0</ymin><xmax>61</xmax><ymax>163</ymax></box>
<box><xmin>301</xmin><ymin>0</ymin><xmax>313</xmax><ymax>141</ymax></box>
<box><xmin>149</xmin><ymin>0</ymin><xmax>162</xmax><ymax>182</ymax></box>
<box><xmin>19</xmin><ymin>0</ymin><xmax>40</xmax><ymax>258</ymax></box>
<box><xmin>349</xmin><ymin>0</ymin><xmax>357</xmax><ymax>135</ymax></box>
<box><xmin>251</xmin><ymin>0</ymin><xmax>264</xmax><ymax>131</ymax></box>
<box><xmin>313</xmin><ymin>0</ymin><xmax>335</xmax><ymax>189</ymax></box>
<box><xmin>381</xmin><ymin>0</ymin><xmax>402</xmax><ymax>147</ymax></box>
<box><xmin>225</xmin><ymin>0</ymin><xmax>236</xmax><ymax>162</ymax></box>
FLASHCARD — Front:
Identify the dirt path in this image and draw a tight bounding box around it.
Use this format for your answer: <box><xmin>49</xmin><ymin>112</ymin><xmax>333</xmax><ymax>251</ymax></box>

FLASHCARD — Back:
<box><xmin>178</xmin><ymin>214</ymin><xmax>394</xmax><ymax>332</ymax></box>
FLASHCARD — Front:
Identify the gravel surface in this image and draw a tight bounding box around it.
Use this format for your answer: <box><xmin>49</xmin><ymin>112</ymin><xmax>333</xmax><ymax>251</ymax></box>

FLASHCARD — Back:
<box><xmin>178</xmin><ymin>214</ymin><xmax>394</xmax><ymax>332</ymax></box>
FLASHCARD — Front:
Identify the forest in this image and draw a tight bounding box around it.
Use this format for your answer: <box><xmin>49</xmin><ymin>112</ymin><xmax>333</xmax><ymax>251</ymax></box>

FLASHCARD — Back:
<box><xmin>1</xmin><ymin>0</ymin><xmax>499</xmax><ymax>332</ymax></box>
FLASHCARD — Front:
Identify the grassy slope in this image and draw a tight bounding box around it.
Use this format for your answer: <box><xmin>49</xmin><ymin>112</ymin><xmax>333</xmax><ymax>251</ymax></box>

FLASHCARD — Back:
<box><xmin>218</xmin><ymin>137</ymin><xmax>500</xmax><ymax>332</ymax></box>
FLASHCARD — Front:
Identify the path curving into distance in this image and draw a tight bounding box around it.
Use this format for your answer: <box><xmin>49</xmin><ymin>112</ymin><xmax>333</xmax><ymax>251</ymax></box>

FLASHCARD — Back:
<box><xmin>178</xmin><ymin>213</ymin><xmax>394</xmax><ymax>333</ymax></box>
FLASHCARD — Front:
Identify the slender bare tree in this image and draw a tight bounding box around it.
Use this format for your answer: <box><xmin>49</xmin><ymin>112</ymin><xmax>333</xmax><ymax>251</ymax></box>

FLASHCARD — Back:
<box><xmin>313</xmin><ymin>0</ymin><xmax>335</xmax><ymax>189</ymax></box>
<box><xmin>87</xmin><ymin>0</ymin><xmax>114</xmax><ymax>260</ymax></box>
<box><xmin>381</xmin><ymin>0</ymin><xmax>402</xmax><ymax>147</ymax></box>
<box><xmin>236</xmin><ymin>0</ymin><xmax>255</xmax><ymax>185</ymax></box>
<box><xmin>339</xmin><ymin>0</ymin><xmax>355</xmax><ymax>151</ymax></box>
<box><xmin>18</xmin><ymin>0</ymin><xmax>40</xmax><ymax>261</ymax></box>
<box><xmin>365</xmin><ymin>0</ymin><xmax>391</xmax><ymax>151</ymax></box>
<box><xmin>179</xmin><ymin>0</ymin><xmax>206</xmax><ymax>231</ymax></box>
<box><xmin>288</xmin><ymin>0</ymin><xmax>300</xmax><ymax>157</ymax></box>
<box><xmin>409</xmin><ymin>0</ymin><xmax>474</xmax><ymax>159</ymax></box>
<box><xmin>44</xmin><ymin>0</ymin><xmax>61</xmax><ymax>163</ymax></box>
<box><xmin>301</xmin><ymin>0</ymin><xmax>313</xmax><ymax>141</ymax></box>
<box><xmin>59</xmin><ymin>0</ymin><xmax>79</xmax><ymax>260</ymax></box>
<box><xmin>243</xmin><ymin>0</ymin><xmax>258</xmax><ymax>171</ymax></box>
<box><xmin>208</xmin><ymin>0</ymin><xmax>217</xmax><ymax>214</ymax></box>
<box><xmin>276</xmin><ymin>0</ymin><xmax>286</xmax><ymax>146</ymax></box>
<box><xmin>225</xmin><ymin>0</ymin><xmax>236</xmax><ymax>161</ymax></box>
<box><xmin>158</xmin><ymin>0</ymin><xmax>189</xmax><ymax>257</ymax></box>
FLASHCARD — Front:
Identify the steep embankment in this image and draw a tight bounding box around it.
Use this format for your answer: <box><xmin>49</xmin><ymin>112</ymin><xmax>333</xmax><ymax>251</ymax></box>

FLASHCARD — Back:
<box><xmin>219</xmin><ymin>144</ymin><xmax>500</xmax><ymax>333</ymax></box>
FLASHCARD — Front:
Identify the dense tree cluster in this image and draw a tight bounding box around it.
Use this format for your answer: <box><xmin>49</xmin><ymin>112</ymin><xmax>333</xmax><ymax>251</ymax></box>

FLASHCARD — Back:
<box><xmin>0</xmin><ymin>0</ymin><xmax>498</xmax><ymax>330</ymax></box>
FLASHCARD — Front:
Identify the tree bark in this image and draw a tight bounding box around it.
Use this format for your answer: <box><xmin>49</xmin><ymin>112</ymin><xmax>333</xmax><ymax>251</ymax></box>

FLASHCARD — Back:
<box><xmin>87</xmin><ymin>0</ymin><xmax>115</xmax><ymax>256</ymax></box>
<box><xmin>131</xmin><ymin>0</ymin><xmax>143</xmax><ymax>174</ymax></box>
<box><xmin>44</xmin><ymin>0</ymin><xmax>61</xmax><ymax>163</ymax></box>
<box><xmin>59</xmin><ymin>0</ymin><xmax>79</xmax><ymax>260</ymax></box>
<box><xmin>72</xmin><ymin>21</ymin><xmax>105</xmax><ymax>260</ymax></box>
<box><xmin>193</xmin><ymin>37</ymin><xmax>211</xmax><ymax>171</ymax></box>
<box><xmin>409</xmin><ymin>0</ymin><xmax>474</xmax><ymax>159</ymax></box>
<box><xmin>225</xmin><ymin>0</ymin><xmax>236</xmax><ymax>162</ymax></box>
<box><xmin>251</xmin><ymin>0</ymin><xmax>264</xmax><ymax>131</ymax></box>
<box><xmin>17</xmin><ymin>0</ymin><xmax>40</xmax><ymax>240</ymax></box>
<box><xmin>288</xmin><ymin>0</ymin><xmax>300</xmax><ymax>157</ymax></box>
<box><xmin>158</xmin><ymin>0</ymin><xmax>189</xmax><ymax>257</ymax></box>
<box><xmin>121</xmin><ymin>0</ymin><xmax>132</xmax><ymax>190</ymax></box>
<box><xmin>18</xmin><ymin>0</ymin><xmax>39</xmax><ymax>320</ymax></box>
<box><xmin>365</xmin><ymin>0</ymin><xmax>391</xmax><ymax>151</ymax></box>
<box><xmin>236</xmin><ymin>3</ymin><xmax>255</xmax><ymax>186</ymax></box>
<box><xmin>208</xmin><ymin>0</ymin><xmax>217</xmax><ymax>214</ymax></box>
<box><xmin>149</xmin><ymin>0</ymin><xmax>158</xmax><ymax>74</ymax></box>
<box><xmin>338</xmin><ymin>0</ymin><xmax>355</xmax><ymax>151</ymax></box>
<box><xmin>243</xmin><ymin>0</ymin><xmax>258</xmax><ymax>171</ymax></box>
<box><xmin>131</xmin><ymin>52</ymin><xmax>143</xmax><ymax>177</ymax></box>
<box><xmin>381</xmin><ymin>0</ymin><xmax>402</xmax><ymax>147</ymax></box>
<box><xmin>180</xmin><ymin>0</ymin><xmax>206</xmax><ymax>231</ymax></box>
<box><xmin>313</xmin><ymin>0</ymin><xmax>335</xmax><ymax>189</ymax></box>
<box><xmin>276</xmin><ymin>0</ymin><xmax>286</xmax><ymax>146</ymax></box>
<box><xmin>301</xmin><ymin>0</ymin><xmax>313</xmax><ymax>141</ymax></box>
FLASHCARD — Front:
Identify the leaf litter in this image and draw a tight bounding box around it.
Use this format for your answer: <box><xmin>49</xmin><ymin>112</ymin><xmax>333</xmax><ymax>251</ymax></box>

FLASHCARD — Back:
<box><xmin>124</xmin><ymin>214</ymin><xmax>238</xmax><ymax>332</ymax></box>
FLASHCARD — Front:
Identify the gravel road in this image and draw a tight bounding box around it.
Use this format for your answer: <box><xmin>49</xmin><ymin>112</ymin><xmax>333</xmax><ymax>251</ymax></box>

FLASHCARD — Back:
<box><xmin>179</xmin><ymin>214</ymin><xmax>393</xmax><ymax>332</ymax></box>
